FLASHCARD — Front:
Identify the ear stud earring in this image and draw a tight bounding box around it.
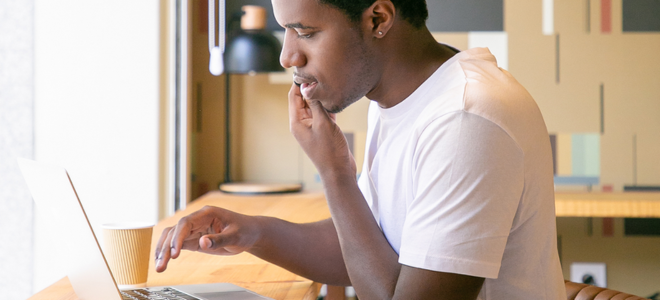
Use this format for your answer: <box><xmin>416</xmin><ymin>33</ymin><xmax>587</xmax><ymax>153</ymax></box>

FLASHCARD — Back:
<box><xmin>378</xmin><ymin>31</ymin><xmax>383</xmax><ymax>35</ymax></box>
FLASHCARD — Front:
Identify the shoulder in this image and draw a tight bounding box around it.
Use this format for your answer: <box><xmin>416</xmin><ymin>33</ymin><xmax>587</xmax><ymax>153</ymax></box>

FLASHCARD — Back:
<box><xmin>451</xmin><ymin>48</ymin><xmax>547</xmax><ymax>149</ymax></box>
<box><xmin>454</xmin><ymin>48</ymin><xmax>539</xmax><ymax>118</ymax></box>
<box><xmin>408</xmin><ymin>48</ymin><xmax>549</xmax><ymax>156</ymax></box>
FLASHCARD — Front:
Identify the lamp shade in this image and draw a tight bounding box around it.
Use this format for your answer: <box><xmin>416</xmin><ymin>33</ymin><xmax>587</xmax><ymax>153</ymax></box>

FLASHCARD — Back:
<box><xmin>224</xmin><ymin>30</ymin><xmax>284</xmax><ymax>74</ymax></box>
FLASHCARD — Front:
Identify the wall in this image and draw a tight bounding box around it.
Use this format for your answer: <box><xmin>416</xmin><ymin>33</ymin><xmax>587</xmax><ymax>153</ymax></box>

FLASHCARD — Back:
<box><xmin>194</xmin><ymin>0</ymin><xmax>660</xmax><ymax>193</ymax></box>
<box><xmin>509</xmin><ymin>1</ymin><xmax>660</xmax><ymax>293</ymax></box>
<box><xmin>189</xmin><ymin>0</ymin><xmax>372</xmax><ymax>195</ymax></box>
<box><xmin>189</xmin><ymin>0</ymin><xmax>227</xmax><ymax>199</ymax></box>
<box><xmin>189</xmin><ymin>0</ymin><xmax>660</xmax><ymax>295</ymax></box>
<box><xmin>507</xmin><ymin>0</ymin><xmax>660</xmax><ymax>191</ymax></box>
<box><xmin>237</xmin><ymin>75</ymin><xmax>370</xmax><ymax>191</ymax></box>
<box><xmin>557</xmin><ymin>217</ymin><xmax>660</xmax><ymax>297</ymax></box>
<box><xmin>0</xmin><ymin>0</ymin><xmax>35</xmax><ymax>298</ymax></box>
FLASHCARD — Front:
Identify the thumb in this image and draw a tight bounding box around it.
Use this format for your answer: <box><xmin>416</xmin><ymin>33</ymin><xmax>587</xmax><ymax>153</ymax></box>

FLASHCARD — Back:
<box><xmin>200</xmin><ymin>232</ymin><xmax>237</xmax><ymax>251</ymax></box>
<box><xmin>306</xmin><ymin>99</ymin><xmax>332</xmax><ymax>124</ymax></box>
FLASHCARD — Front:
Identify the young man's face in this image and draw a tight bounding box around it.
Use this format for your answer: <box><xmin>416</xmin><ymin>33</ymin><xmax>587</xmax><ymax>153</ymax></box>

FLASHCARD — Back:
<box><xmin>272</xmin><ymin>0</ymin><xmax>378</xmax><ymax>113</ymax></box>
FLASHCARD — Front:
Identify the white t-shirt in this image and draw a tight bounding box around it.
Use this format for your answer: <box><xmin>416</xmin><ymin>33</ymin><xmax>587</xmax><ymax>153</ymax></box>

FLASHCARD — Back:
<box><xmin>357</xmin><ymin>47</ymin><xmax>566</xmax><ymax>299</ymax></box>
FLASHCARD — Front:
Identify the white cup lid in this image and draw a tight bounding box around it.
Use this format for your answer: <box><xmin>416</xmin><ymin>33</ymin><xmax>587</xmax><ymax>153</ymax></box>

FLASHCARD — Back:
<box><xmin>102</xmin><ymin>222</ymin><xmax>154</xmax><ymax>230</ymax></box>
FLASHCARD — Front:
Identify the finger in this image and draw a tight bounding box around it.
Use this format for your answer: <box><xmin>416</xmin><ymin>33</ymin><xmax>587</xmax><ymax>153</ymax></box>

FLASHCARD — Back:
<box><xmin>288</xmin><ymin>83</ymin><xmax>312</xmax><ymax>128</ymax></box>
<box><xmin>154</xmin><ymin>227</ymin><xmax>172</xmax><ymax>260</ymax></box>
<box><xmin>200</xmin><ymin>230</ymin><xmax>238</xmax><ymax>253</ymax></box>
<box><xmin>182</xmin><ymin>238</ymin><xmax>201</xmax><ymax>251</ymax></box>
<box><xmin>288</xmin><ymin>83</ymin><xmax>303</xmax><ymax>115</ymax></box>
<box><xmin>199</xmin><ymin>235</ymin><xmax>214</xmax><ymax>251</ymax></box>
<box><xmin>155</xmin><ymin>228</ymin><xmax>175</xmax><ymax>272</ymax></box>
<box><xmin>170</xmin><ymin>217</ymin><xmax>194</xmax><ymax>259</ymax></box>
<box><xmin>306</xmin><ymin>99</ymin><xmax>333</xmax><ymax>125</ymax></box>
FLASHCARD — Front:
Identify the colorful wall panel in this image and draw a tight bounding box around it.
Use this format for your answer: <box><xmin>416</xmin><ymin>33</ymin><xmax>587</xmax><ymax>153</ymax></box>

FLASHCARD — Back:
<box><xmin>551</xmin><ymin>133</ymin><xmax>601</xmax><ymax>186</ymax></box>
<box><xmin>426</xmin><ymin>0</ymin><xmax>504</xmax><ymax>32</ymax></box>
<box><xmin>602</xmin><ymin>0</ymin><xmax>613</xmax><ymax>33</ymax></box>
<box><xmin>622</xmin><ymin>0</ymin><xmax>660</xmax><ymax>31</ymax></box>
<box><xmin>468</xmin><ymin>32</ymin><xmax>509</xmax><ymax>69</ymax></box>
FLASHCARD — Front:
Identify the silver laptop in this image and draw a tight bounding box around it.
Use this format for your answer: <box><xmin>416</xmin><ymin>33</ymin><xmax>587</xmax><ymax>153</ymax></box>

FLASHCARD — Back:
<box><xmin>18</xmin><ymin>158</ymin><xmax>272</xmax><ymax>300</ymax></box>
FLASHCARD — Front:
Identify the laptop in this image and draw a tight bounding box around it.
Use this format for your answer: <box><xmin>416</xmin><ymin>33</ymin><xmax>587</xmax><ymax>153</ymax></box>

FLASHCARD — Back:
<box><xmin>18</xmin><ymin>158</ymin><xmax>272</xmax><ymax>300</ymax></box>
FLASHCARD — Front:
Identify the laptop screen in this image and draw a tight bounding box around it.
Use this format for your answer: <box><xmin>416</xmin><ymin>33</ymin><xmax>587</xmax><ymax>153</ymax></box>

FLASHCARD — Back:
<box><xmin>18</xmin><ymin>158</ymin><xmax>123</xmax><ymax>300</ymax></box>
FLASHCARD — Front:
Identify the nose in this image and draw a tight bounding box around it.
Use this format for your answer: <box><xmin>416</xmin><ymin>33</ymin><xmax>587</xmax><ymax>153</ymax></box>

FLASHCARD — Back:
<box><xmin>279</xmin><ymin>33</ymin><xmax>307</xmax><ymax>69</ymax></box>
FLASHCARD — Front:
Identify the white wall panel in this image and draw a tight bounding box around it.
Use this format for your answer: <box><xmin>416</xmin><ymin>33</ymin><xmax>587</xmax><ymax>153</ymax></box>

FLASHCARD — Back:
<box><xmin>0</xmin><ymin>0</ymin><xmax>35</xmax><ymax>298</ymax></box>
<box><xmin>468</xmin><ymin>31</ymin><xmax>509</xmax><ymax>69</ymax></box>
<box><xmin>34</xmin><ymin>0</ymin><xmax>162</xmax><ymax>292</ymax></box>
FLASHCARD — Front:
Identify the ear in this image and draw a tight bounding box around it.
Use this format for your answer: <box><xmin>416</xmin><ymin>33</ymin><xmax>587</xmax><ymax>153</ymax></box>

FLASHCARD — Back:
<box><xmin>362</xmin><ymin>0</ymin><xmax>395</xmax><ymax>38</ymax></box>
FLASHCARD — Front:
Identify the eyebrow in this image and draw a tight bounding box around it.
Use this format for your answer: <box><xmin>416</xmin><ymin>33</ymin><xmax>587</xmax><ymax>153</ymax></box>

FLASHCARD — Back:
<box><xmin>284</xmin><ymin>22</ymin><xmax>319</xmax><ymax>30</ymax></box>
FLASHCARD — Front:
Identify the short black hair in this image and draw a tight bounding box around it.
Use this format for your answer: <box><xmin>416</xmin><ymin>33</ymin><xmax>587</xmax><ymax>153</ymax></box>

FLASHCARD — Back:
<box><xmin>318</xmin><ymin>0</ymin><xmax>428</xmax><ymax>29</ymax></box>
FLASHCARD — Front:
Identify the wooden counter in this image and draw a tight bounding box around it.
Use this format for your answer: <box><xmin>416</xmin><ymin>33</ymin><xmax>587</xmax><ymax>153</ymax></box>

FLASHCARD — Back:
<box><xmin>26</xmin><ymin>190</ymin><xmax>660</xmax><ymax>299</ymax></box>
<box><xmin>28</xmin><ymin>191</ymin><xmax>331</xmax><ymax>300</ymax></box>
<box><xmin>555</xmin><ymin>192</ymin><xmax>660</xmax><ymax>218</ymax></box>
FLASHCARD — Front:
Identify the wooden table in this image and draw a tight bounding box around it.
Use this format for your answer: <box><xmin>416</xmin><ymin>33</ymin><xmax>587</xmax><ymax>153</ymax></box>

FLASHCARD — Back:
<box><xmin>28</xmin><ymin>191</ymin><xmax>331</xmax><ymax>300</ymax></box>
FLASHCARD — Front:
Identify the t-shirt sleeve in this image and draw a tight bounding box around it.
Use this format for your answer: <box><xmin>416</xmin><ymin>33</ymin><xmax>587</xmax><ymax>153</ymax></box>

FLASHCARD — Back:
<box><xmin>398</xmin><ymin>111</ymin><xmax>524</xmax><ymax>279</ymax></box>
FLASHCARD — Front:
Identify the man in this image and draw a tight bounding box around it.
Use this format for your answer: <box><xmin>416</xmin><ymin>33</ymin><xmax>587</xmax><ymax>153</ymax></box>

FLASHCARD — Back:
<box><xmin>155</xmin><ymin>0</ymin><xmax>566</xmax><ymax>299</ymax></box>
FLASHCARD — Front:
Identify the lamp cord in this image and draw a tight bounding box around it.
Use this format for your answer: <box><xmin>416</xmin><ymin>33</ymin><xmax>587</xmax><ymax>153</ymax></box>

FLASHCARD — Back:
<box><xmin>224</xmin><ymin>72</ymin><xmax>231</xmax><ymax>183</ymax></box>
<box><xmin>208</xmin><ymin>0</ymin><xmax>225</xmax><ymax>75</ymax></box>
<box><xmin>208</xmin><ymin>0</ymin><xmax>225</xmax><ymax>53</ymax></box>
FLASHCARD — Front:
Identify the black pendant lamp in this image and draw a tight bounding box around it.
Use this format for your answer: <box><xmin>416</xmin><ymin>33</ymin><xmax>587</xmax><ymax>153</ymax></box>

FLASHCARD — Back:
<box><xmin>224</xmin><ymin>5</ymin><xmax>283</xmax><ymax>74</ymax></box>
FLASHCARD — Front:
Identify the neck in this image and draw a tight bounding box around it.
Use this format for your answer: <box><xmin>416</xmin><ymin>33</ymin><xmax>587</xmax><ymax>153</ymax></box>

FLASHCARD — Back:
<box><xmin>365</xmin><ymin>23</ymin><xmax>456</xmax><ymax>109</ymax></box>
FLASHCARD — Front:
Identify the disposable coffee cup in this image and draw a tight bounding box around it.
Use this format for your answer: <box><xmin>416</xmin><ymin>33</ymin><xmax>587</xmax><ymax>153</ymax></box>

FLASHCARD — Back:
<box><xmin>102</xmin><ymin>222</ymin><xmax>154</xmax><ymax>289</ymax></box>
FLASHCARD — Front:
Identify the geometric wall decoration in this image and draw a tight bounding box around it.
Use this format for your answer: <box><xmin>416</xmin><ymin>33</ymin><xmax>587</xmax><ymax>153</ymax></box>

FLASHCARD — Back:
<box><xmin>625</xmin><ymin>218</ymin><xmax>660</xmax><ymax>236</ymax></box>
<box><xmin>426</xmin><ymin>0</ymin><xmax>504</xmax><ymax>32</ymax></box>
<box><xmin>622</xmin><ymin>0</ymin><xmax>660</xmax><ymax>32</ymax></box>
<box><xmin>551</xmin><ymin>133</ymin><xmax>601</xmax><ymax>186</ymax></box>
<box><xmin>602</xmin><ymin>0</ymin><xmax>613</xmax><ymax>33</ymax></box>
<box><xmin>230</xmin><ymin>0</ymin><xmax>508</xmax><ymax>33</ymax></box>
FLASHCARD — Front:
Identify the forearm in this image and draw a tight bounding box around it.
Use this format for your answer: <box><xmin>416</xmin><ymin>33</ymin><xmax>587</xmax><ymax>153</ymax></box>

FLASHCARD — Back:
<box><xmin>248</xmin><ymin>217</ymin><xmax>350</xmax><ymax>286</ymax></box>
<box><xmin>286</xmin><ymin>84</ymin><xmax>401</xmax><ymax>298</ymax></box>
<box><xmin>321</xmin><ymin>172</ymin><xmax>401</xmax><ymax>300</ymax></box>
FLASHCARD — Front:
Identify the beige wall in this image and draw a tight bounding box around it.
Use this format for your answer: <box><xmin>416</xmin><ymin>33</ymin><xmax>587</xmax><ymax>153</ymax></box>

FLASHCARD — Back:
<box><xmin>235</xmin><ymin>74</ymin><xmax>370</xmax><ymax>192</ymax></box>
<box><xmin>189</xmin><ymin>0</ymin><xmax>372</xmax><ymax>194</ymax></box>
<box><xmin>189</xmin><ymin>0</ymin><xmax>660</xmax><ymax>295</ymax></box>
<box><xmin>557</xmin><ymin>217</ymin><xmax>660</xmax><ymax>297</ymax></box>
<box><xmin>189</xmin><ymin>0</ymin><xmax>227</xmax><ymax>199</ymax></box>
<box><xmin>194</xmin><ymin>0</ymin><xmax>660</xmax><ymax>192</ymax></box>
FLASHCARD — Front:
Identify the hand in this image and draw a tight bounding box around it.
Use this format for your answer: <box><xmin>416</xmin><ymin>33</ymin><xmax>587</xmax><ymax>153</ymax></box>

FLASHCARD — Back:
<box><xmin>288</xmin><ymin>83</ymin><xmax>356</xmax><ymax>179</ymax></box>
<box><xmin>154</xmin><ymin>206</ymin><xmax>260</xmax><ymax>272</ymax></box>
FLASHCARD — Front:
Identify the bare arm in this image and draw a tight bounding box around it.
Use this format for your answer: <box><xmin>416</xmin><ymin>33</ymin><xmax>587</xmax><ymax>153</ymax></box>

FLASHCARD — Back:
<box><xmin>288</xmin><ymin>83</ymin><xmax>484</xmax><ymax>299</ymax></box>
<box><xmin>249</xmin><ymin>217</ymin><xmax>350</xmax><ymax>285</ymax></box>
<box><xmin>155</xmin><ymin>207</ymin><xmax>350</xmax><ymax>285</ymax></box>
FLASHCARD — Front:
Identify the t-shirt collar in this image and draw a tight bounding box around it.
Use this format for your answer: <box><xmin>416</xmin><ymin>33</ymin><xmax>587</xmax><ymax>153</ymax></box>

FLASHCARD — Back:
<box><xmin>377</xmin><ymin>48</ymin><xmax>464</xmax><ymax>120</ymax></box>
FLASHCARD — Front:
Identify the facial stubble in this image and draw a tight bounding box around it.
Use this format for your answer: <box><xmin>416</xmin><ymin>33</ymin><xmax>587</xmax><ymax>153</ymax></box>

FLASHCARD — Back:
<box><xmin>324</xmin><ymin>28</ymin><xmax>378</xmax><ymax>114</ymax></box>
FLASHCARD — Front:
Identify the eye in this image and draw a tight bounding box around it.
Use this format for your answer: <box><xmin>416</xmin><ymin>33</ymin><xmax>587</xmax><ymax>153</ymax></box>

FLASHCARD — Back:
<box><xmin>296</xmin><ymin>31</ymin><xmax>315</xmax><ymax>39</ymax></box>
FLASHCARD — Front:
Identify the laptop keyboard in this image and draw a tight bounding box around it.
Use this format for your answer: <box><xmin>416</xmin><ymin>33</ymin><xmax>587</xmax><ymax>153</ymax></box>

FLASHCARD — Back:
<box><xmin>121</xmin><ymin>287</ymin><xmax>201</xmax><ymax>300</ymax></box>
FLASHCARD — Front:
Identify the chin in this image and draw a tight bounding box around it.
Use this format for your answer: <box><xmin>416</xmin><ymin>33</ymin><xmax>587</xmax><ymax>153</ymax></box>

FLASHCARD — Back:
<box><xmin>323</xmin><ymin>100</ymin><xmax>349</xmax><ymax>114</ymax></box>
<box><xmin>315</xmin><ymin>90</ymin><xmax>364</xmax><ymax>114</ymax></box>
<box><xmin>327</xmin><ymin>106</ymin><xmax>345</xmax><ymax>114</ymax></box>
<box><xmin>331</xmin><ymin>95</ymin><xmax>363</xmax><ymax>114</ymax></box>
